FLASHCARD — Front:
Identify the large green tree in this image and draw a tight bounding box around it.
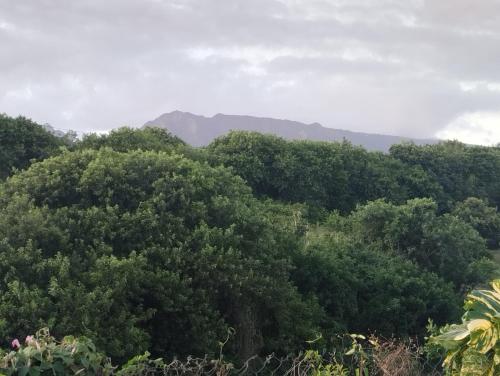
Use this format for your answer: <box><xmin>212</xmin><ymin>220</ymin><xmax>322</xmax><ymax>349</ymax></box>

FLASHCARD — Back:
<box><xmin>390</xmin><ymin>141</ymin><xmax>500</xmax><ymax>209</ymax></box>
<box><xmin>292</xmin><ymin>232</ymin><xmax>460</xmax><ymax>337</ymax></box>
<box><xmin>208</xmin><ymin>131</ymin><xmax>442</xmax><ymax>212</ymax></box>
<box><xmin>256</xmin><ymin>199</ymin><xmax>460</xmax><ymax>338</ymax></box>
<box><xmin>0</xmin><ymin>114</ymin><xmax>67</xmax><ymax>179</ymax></box>
<box><xmin>77</xmin><ymin>127</ymin><xmax>185</xmax><ymax>153</ymax></box>
<box><xmin>345</xmin><ymin>198</ymin><xmax>495</xmax><ymax>289</ymax></box>
<box><xmin>452</xmin><ymin>197</ymin><xmax>500</xmax><ymax>249</ymax></box>
<box><xmin>0</xmin><ymin>148</ymin><xmax>317</xmax><ymax>361</ymax></box>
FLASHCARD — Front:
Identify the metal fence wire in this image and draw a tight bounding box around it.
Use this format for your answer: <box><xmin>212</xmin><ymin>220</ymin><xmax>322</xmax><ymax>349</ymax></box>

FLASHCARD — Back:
<box><xmin>117</xmin><ymin>337</ymin><xmax>447</xmax><ymax>376</ymax></box>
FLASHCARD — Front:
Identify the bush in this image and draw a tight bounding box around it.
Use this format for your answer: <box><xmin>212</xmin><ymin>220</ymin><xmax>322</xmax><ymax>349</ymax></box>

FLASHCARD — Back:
<box><xmin>76</xmin><ymin>127</ymin><xmax>185</xmax><ymax>153</ymax></box>
<box><xmin>0</xmin><ymin>328</ymin><xmax>113</xmax><ymax>375</ymax></box>
<box><xmin>292</xmin><ymin>230</ymin><xmax>460</xmax><ymax>337</ymax></box>
<box><xmin>0</xmin><ymin>148</ymin><xmax>317</xmax><ymax>361</ymax></box>
<box><xmin>207</xmin><ymin>131</ymin><xmax>444</xmax><ymax>212</ymax></box>
<box><xmin>428</xmin><ymin>280</ymin><xmax>500</xmax><ymax>375</ymax></box>
<box><xmin>0</xmin><ymin>114</ymin><xmax>68</xmax><ymax>179</ymax></box>
<box><xmin>346</xmin><ymin>198</ymin><xmax>492</xmax><ymax>288</ymax></box>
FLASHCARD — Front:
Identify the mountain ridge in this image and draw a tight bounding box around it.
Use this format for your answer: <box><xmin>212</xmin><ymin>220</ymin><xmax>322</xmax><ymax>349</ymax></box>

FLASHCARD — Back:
<box><xmin>144</xmin><ymin>111</ymin><xmax>439</xmax><ymax>152</ymax></box>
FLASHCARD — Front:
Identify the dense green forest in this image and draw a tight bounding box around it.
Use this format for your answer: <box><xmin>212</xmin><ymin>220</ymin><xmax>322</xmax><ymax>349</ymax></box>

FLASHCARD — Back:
<box><xmin>0</xmin><ymin>114</ymin><xmax>499</xmax><ymax>374</ymax></box>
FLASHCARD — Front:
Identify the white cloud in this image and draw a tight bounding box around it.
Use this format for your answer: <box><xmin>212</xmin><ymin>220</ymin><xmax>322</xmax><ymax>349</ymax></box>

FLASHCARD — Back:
<box><xmin>437</xmin><ymin>112</ymin><xmax>500</xmax><ymax>145</ymax></box>
<box><xmin>459</xmin><ymin>81</ymin><xmax>500</xmax><ymax>93</ymax></box>
<box><xmin>61</xmin><ymin>110</ymin><xmax>74</xmax><ymax>120</ymax></box>
<box><xmin>0</xmin><ymin>20</ymin><xmax>15</xmax><ymax>31</ymax></box>
<box><xmin>5</xmin><ymin>86</ymin><xmax>33</xmax><ymax>101</ymax></box>
<box><xmin>267</xmin><ymin>79</ymin><xmax>296</xmax><ymax>91</ymax></box>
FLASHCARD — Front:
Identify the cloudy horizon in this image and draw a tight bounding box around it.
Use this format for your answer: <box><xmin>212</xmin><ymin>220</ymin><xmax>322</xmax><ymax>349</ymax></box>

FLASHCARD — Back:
<box><xmin>1</xmin><ymin>0</ymin><xmax>500</xmax><ymax>145</ymax></box>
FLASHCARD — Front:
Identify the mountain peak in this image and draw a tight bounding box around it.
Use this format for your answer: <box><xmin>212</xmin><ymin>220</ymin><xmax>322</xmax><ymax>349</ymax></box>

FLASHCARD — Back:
<box><xmin>159</xmin><ymin>110</ymin><xmax>199</xmax><ymax>118</ymax></box>
<box><xmin>144</xmin><ymin>111</ymin><xmax>438</xmax><ymax>152</ymax></box>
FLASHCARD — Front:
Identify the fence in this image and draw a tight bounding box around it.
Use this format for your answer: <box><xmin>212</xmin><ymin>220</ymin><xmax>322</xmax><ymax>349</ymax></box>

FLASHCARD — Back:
<box><xmin>117</xmin><ymin>337</ymin><xmax>446</xmax><ymax>376</ymax></box>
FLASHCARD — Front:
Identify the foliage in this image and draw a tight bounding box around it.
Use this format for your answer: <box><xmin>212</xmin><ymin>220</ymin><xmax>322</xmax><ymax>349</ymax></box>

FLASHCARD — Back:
<box><xmin>299</xmin><ymin>334</ymin><xmax>427</xmax><ymax>376</ymax></box>
<box><xmin>0</xmin><ymin>148</ymin><xmax>318</xmax><ymax>361</ymax></box>
<box><xmin>390</xmin><ymin>141</ymin><xmax>500</xmax><ymax>210</ymax></box>
<box><xmin>77</xmin><ymin>127</ymin><xmax>209</xmax><ymax>163</ymax></box>
<box><xmin>0</xmin><ymin>328</ymin><xmax>113</xmax><ymax>375</ymax></box>
<box><xmin>303</xmin><ymin>349</ymin><xmax>349</xmax><ymax>376</ymax></box>
<box><xmin>452</xmin><ymin>197</ymin><xmax>500</xmax><ymax>249</ymax></box>
<box><xmin>255</xmin><ymin>198</ymin><xmax>464</xmax><ymax>337</ymax></box>
<box><xmin>345</xmin><ymin>198</ymin><xmax>494</xmax><ymax>288</ymax></box>
<box><xmin>292</xmin><ymin>228</ymin><xmax>460</xmax><ymax>337</ymax></box>
<box><xmin>2</xmin><ymin>121</ymin><xmax>500</xmax><ymax>368</ymax></box>
<box><xmin>0</xmin><ymin>330</ymin><xmax>435</xmax><ymax>376</ymax></box>
<box><xmin>77</xmin><ymin>127</ymin><xmax>185</xmax><ymax>153</ymax></box>
<box><xmin>428</xmin><ymin>280</ymin><xmax>500</xmax><ymax>375</ymax></box>
<box><xmin>207</xmin><ymin>131</ymin><xmax>443</xmax><ymax>212</ymax></box>
<box><xmin>209</xmin><ymin>133</ymin><xmax>500</xmax><ymax>214</ymax></box>
<box><xmin>0</xmin><ymin>114</ymin><xmax>68</xmax><ymax>180</ymax></box>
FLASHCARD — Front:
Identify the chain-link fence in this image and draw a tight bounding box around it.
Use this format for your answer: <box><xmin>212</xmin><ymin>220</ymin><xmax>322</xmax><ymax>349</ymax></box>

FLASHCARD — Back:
<box><xmin>117</xmin><ymin>337</ymin><xmax>446</xmax><ymax>376</ymax></box>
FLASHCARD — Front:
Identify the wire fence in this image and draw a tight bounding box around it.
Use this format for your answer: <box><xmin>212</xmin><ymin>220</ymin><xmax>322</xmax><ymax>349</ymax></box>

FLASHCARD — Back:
<box><xmin>116</xmin><ymin>337</ymin><xmax>446</xmax><ymax>376</ymax></box>
<box><xmin>117</xmin><ymin>354</ymin><xmax>445</xmax><ymax>376</ymax></box>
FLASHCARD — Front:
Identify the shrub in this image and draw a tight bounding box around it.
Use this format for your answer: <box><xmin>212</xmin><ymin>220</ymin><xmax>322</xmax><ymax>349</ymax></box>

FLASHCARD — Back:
<box><xmin>0</xmin><ymin>328</ymin><xmax>113</xmax><ymax>375</ymax></box>
<box><xmin>429</xmin><ymin>280</ymin><xmax>500</xmax><ymax>375</ymax></box>
<box><xmin>0</xmin><ymin>114</ymin><xmax>68</xmax><ymax>179</ymax></box>
<box><xmin>0</xmin><ymin>149</ymin><xmax>317</xmax><ymax>360</ymax></box>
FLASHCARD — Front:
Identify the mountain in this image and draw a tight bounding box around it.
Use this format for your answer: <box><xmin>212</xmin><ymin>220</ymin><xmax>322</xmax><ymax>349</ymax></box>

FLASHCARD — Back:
<box><xmin>42</xmin><ymin>123</ymin><xmax>66</xmax><ymax>137</ymax></box>
<box><xmin>144</xmin><ymin>111</ymin><xmax>439</xmax><ymax>152</ymax></box>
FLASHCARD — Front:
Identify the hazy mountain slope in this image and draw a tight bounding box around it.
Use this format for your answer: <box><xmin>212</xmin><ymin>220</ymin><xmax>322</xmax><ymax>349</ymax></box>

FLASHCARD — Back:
<box><xmin>144</xmin><ymin>111</ymin><xmax>438</xmax><ymax>152</ymax></box>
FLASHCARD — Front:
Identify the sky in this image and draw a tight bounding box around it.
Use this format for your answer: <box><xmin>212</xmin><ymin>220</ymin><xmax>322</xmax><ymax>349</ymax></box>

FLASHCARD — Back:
<box><xmin>1</xmin><ymin>0</ymin><xmax>500</xmax><ymax>145</ymax></box>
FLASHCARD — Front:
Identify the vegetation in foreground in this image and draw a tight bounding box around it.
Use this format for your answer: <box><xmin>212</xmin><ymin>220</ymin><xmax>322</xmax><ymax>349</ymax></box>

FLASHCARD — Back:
<box><xmin>2</xmin><ymin>278</ymin><xmax>499</xmax><ymax>375</ymax></box>
<box><xmin>0</xmin><ymin>328</ymin><xmax>442</xmax><ymax>375</ymax></box>
<box><xmin>1</xmin><ymin>114</ymin><xmax>500</xmax><ymax>374</ymax></box>
<box><xmin>429</xmin><ymin>280</ymin><xmax>500</xmax><ymax>375</ymax></box>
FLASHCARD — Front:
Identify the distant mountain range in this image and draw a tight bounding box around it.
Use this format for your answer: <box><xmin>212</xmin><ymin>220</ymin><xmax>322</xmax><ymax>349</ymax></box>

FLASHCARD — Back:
<box><xmin>42</xmin><ymin>123</ymin><xmax>66</xmax><ymax>137</ymax></box>
<box><xmin>144</xmin><ymin>111</ymin><xmax>439</xmax><ymax>152</ymax></box>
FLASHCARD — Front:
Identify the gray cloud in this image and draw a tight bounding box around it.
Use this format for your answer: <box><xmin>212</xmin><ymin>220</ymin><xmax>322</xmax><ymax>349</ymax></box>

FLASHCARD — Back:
<box><xmin>1</xmin><ymin>0</ymin><xmax>499</xmax><ymax>143</ymax></box>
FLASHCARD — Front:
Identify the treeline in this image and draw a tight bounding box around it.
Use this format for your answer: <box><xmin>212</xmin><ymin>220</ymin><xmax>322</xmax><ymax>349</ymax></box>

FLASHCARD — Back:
<box><xmin>0</xmin><ymin>115</ymin><xmax>72</xmax><ymax>179</ymax></box>
<box><xmin>208</xmin><ymin>131</ymin><xmax>500</xmax><ymax>214</ymax></box>
<box><xmin>0</xmin><ymin>114</ymin><xmax>499</xmax><ymax>364</ymax></box>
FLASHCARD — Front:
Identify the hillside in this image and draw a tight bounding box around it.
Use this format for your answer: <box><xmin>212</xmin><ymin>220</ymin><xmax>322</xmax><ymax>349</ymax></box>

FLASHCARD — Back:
<box><xmin>144</xmin><ymin>111</ymin><xmax>439</xmax><ymax>152</ymax></box>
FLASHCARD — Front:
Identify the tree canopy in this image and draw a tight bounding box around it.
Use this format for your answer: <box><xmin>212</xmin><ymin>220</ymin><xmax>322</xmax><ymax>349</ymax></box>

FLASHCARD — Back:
<box><xmin>77</xmin><ymin>127</ymin><xmax>186</xmax><ymax>153</ymax></box>
<box><xmin>208</xmin><ymin>131</ymin><xmax>444</xmax><ymax>212</ymax></box>
<box><xmin>0</xmin><ymin>115</ymin><xmax>68</xmax><ymax>179</ymax></box>
<box><xmin>0</xmin><ymin>117</ymin><xmax>499</xmax><ymax>369</ymax></box>
<box><xmin>0</xmin><ymin>148</ymin><xmax>318</xmax><ymax>360</ymax></box>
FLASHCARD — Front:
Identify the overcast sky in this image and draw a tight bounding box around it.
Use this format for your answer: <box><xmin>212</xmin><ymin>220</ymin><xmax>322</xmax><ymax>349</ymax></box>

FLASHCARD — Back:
<box><xmin>1</xmin><ymin>0</ymin><xmax>500</xmax><ymax>144</ymax></box>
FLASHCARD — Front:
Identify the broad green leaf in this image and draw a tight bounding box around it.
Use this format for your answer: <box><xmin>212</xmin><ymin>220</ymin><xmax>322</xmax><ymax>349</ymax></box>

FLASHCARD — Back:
<box><xmin>468</xmin><ymin>319</ymin><xmax>498</xmax><ymax>354</ymax></box>
<box><xmin>491</xmin><ymin>280</ymin><xmax>500</xmax><ymax>294</ymax></box>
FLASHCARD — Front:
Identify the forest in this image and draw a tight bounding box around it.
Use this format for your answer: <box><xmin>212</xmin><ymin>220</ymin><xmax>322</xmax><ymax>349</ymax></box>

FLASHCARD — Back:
<box><xmin>0</xmin><ymin>114</ymin><xmax>499</xmax><ymax>375</ymax></box>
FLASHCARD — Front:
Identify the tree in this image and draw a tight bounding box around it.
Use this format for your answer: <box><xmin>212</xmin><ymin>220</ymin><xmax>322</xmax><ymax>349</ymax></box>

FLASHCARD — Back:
<box><xmin>292</xmin><ymin>228</ymin><xmax>460</xmax><ymax>337</ymax></box>
<box><xmin>208</xmin><ymin>131</ymin><xmax>289</xmax><ymax>198</ymax></box>
<box><xmin>0</xmin><ymin>114</ymin><xmax>68</xmax><ymax>179</ymax></box>
<box><xmin>452</xmin><ymin>197</ymin><xmax>500</xmax><ymax>249</ymax></box>
<box><xmin>390</xmin><ymin>141</ymin><xmax>500</xmax><ymax>209</ymax></box>
<box><xmin>346</xmin><ymin>198</ymin><xmax>493</xmax><ymax>289</ymax></box>
<box><xmin>208</xmin><ymin>132</ymin><xmax>441</xmax><ymax>212</ymax></box>
<box><xmin>77</xmin><ymin>127</ymin><xmax>185</xmax><ymax>153</ymax></box>
<box><xmin>0</xmin><ymin>148</ymin><xmax>318</xmax><ymax>361</ymax></box>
